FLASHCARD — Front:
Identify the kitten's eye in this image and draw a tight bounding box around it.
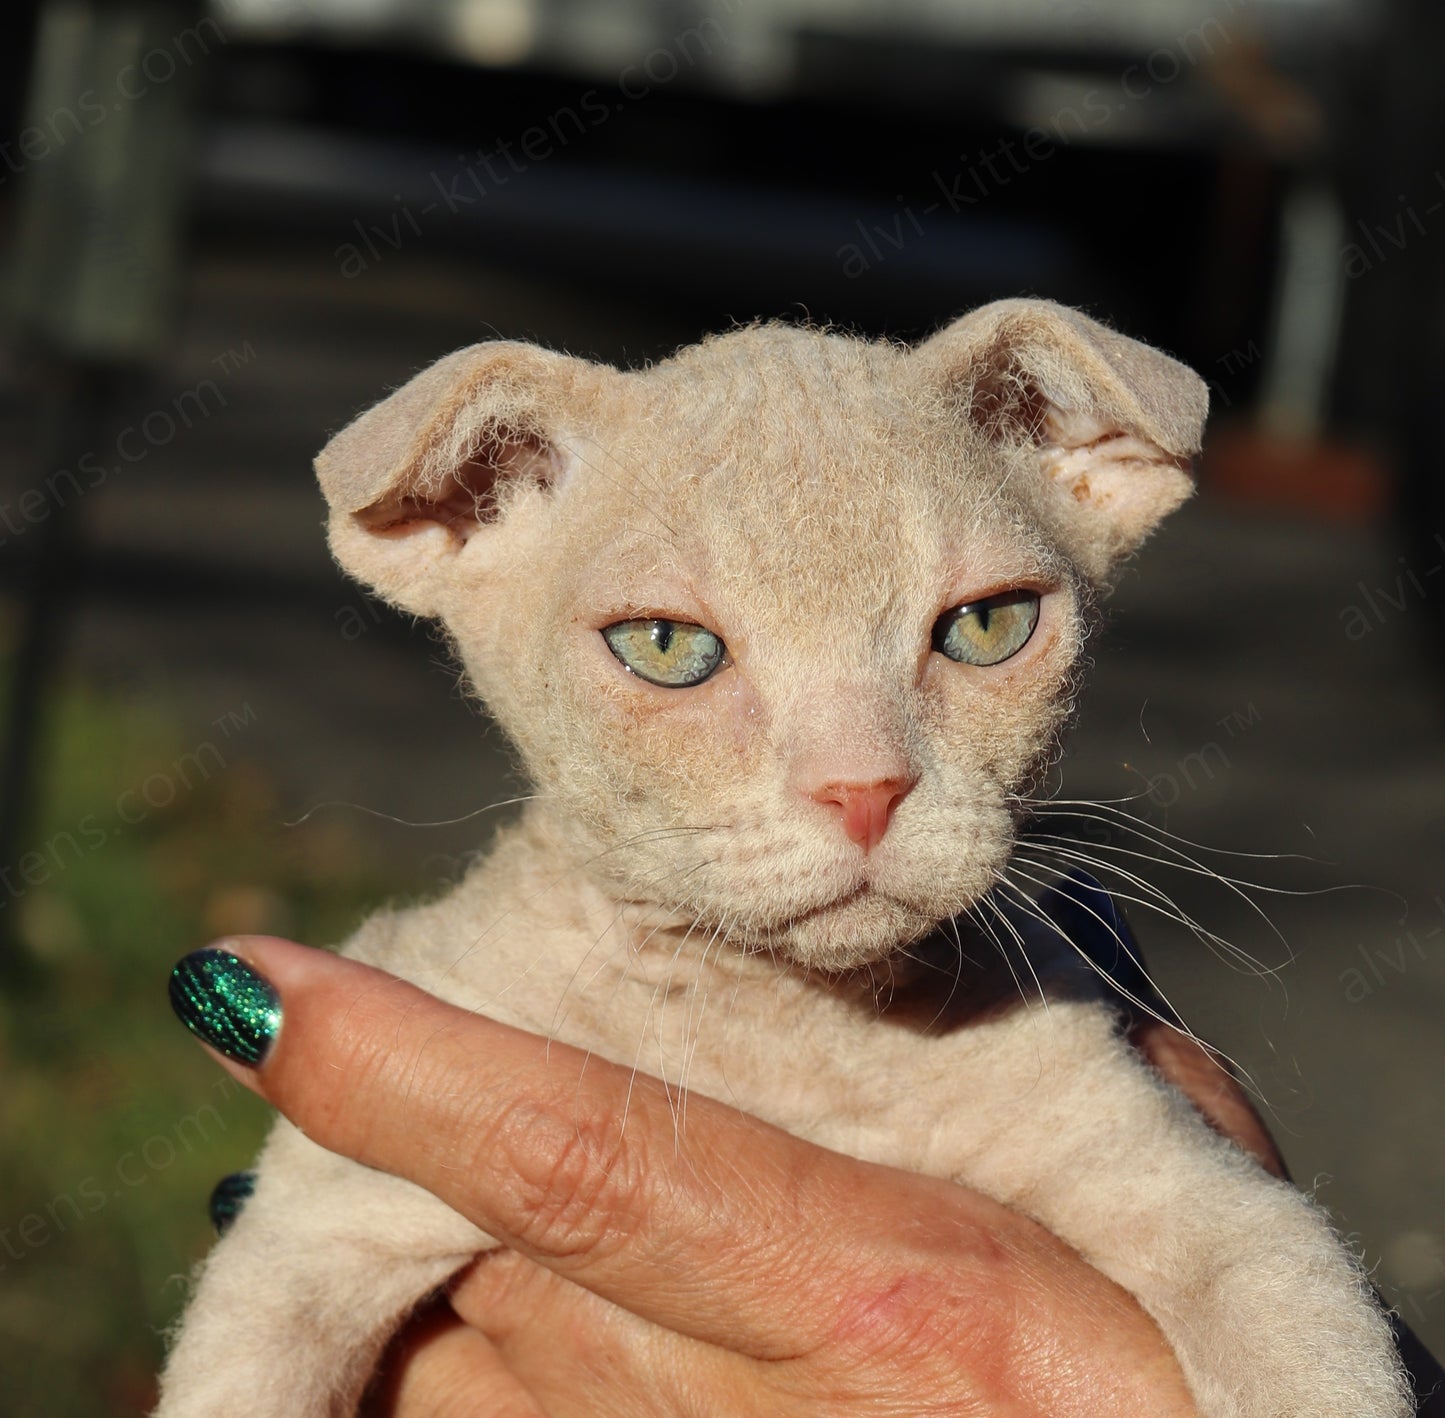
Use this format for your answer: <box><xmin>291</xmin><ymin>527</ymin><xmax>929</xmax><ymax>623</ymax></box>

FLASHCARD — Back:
<box><xmin>602</xmin><ymin>619</ymin><xmax>727</xmax><ymax>687</ymax></box>
<box><xmin>933</xmin><ymin>590</ymin><xmax>1040</xmax><ymax>667</ymax></box>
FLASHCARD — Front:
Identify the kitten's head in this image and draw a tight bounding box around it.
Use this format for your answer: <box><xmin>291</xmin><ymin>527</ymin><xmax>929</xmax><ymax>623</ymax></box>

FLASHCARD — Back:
<box><xmin>316</xmin><ymin>301</ymin><xmax>1205</xmax><ymax>971</ymax></box>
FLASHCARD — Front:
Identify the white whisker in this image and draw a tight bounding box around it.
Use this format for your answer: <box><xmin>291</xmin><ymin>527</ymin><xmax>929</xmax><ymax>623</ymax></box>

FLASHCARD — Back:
<box><xmin>284</xmin><ymin>793</ymin><xmax>545</xmax><ymax>830</ymax></box>
<box><xmin>1025</xmin><ymin>795</ymin><xmax>1322</xmax><ymax>865</ymax></box>
<box><xmin>995</xmin><ymin>862</ymin><xmax>1269</xmax><ymax>1107</ymax></box>
<box><xmin>965</xmin><ymin>891</ymin><xmax>1041</xmax><ymax>1017</ymax></box>
<box><xmin>1015</xmin><ymin>839</ymin><xmax>1288</xmax><ymax>984</ymax></box>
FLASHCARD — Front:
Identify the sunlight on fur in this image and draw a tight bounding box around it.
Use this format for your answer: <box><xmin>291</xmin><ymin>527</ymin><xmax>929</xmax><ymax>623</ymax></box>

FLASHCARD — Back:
<box><xmin>155</xmin><ymin>300</ymin><xmax>1410</xmax><ymax>1418</ymax></box>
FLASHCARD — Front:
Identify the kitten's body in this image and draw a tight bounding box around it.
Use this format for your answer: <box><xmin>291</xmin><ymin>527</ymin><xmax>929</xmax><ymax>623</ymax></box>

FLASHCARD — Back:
<box><xmin>156</xmin><ymin>303</ymin><xmax>1410</xmax><ymax>1416</ymax></box>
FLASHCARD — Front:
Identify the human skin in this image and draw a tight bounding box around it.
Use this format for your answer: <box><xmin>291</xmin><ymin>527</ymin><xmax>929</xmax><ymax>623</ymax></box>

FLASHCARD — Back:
<box><xmin>183</xmin><ymin>936</ymin><xmax>1309</xmax><ymax>1416</ymax></box>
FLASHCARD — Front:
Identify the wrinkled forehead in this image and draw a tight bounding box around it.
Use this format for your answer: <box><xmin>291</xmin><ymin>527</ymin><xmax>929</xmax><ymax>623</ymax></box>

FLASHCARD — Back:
<box><xmin>557</xmin><ymin>327</ymin><xmax>1060</xmax><ymax>617</ymax></box>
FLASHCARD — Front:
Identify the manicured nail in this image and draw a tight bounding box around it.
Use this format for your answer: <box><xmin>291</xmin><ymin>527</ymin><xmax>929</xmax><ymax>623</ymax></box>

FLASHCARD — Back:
<box><xmin>209</xmin><ymin>1170</ymin><xmax>256</xmax><ymax>1235</ymax></box>
<box><xmin>169</xmin><ymin>948</ymin><xmax>281</xmax><ymax>1065</ymax></box>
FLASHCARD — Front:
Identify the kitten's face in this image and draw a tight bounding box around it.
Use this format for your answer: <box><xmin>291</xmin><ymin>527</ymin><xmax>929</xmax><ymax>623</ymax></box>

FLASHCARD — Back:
<box><xmin>440</xmin><ymin>332</ymin><xmax>1088</xmax><ymax>971</ymax></box>
<box><xmin>318</xmin><ymin>304</ymin><xmax>1204</xmax><ymax>973</ymax></box>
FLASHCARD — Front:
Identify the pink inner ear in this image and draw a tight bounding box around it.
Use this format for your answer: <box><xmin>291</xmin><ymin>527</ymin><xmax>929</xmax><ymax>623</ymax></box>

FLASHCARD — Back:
<box><xmin>354</xmin><ymin>429</ymin><xmax>557</xmax><ymax>542</ymax></box>
<box><xmin>1041</xmin><ymin>403</ymin><xmax>1123</xmax><ymax>450</ymax></box>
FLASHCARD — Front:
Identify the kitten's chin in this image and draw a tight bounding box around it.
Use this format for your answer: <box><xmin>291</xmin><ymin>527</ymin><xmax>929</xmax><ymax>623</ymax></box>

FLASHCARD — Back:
<box><xmin>761</xmin><ymin>889</ymin><xmax>941</xmax><ymax>973</ymax></box>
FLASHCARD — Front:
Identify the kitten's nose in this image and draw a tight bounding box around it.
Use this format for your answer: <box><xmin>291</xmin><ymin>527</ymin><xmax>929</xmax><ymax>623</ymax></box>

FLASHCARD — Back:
<box><xmin>809</xmin><ymin>777</ymin><xmax>916</xmax><ymax>853</ymax></box>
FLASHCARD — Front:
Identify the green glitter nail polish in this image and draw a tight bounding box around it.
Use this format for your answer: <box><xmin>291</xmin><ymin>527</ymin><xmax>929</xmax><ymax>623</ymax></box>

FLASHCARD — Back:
<box><xmin>209</xmin><ymin>1170</ymin><xmax>256</xmax><ymax>1235</ymax></box>
<box><xmin>169</xmin><ymin>948</ymin><xmax>281</xmax><ymax>1065</ymax></box>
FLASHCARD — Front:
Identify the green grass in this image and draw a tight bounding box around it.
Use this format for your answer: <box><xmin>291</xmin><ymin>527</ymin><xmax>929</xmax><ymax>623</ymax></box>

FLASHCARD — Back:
<box><xmin>0</xmin><ymin>668</ymin><xmax>428</xmax><ymax>1416</ymax></box>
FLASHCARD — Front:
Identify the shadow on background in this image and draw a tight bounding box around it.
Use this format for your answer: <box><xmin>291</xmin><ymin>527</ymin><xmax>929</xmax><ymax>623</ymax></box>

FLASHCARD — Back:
<box><xmin>0</xmin><ymin>1</ymin><xmax>1442</xmax><ymax>1411</ymax></box>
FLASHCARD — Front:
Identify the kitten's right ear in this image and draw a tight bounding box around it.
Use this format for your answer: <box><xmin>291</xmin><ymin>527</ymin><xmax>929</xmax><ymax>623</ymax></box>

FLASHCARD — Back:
<box><xmin>915</xmin><ymin>300</ymin><xmax>1208</xmax><ymax>581</ymax></box>
<box><xmin>315</xmin><ymin>343</ymin><xmax>601</xmax><ymax>617</ymax></box>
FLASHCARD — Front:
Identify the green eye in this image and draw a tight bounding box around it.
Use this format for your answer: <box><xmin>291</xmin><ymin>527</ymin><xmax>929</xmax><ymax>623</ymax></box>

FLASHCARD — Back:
<box><xmin>933</xmin><ymin>590</ymin><xmax>1040</xmax><ymax>667</ymax></box>
<box><xmin>603</xmin><ymin>619</ymin><xmax>726</xmax><ymax>687</ymax></box>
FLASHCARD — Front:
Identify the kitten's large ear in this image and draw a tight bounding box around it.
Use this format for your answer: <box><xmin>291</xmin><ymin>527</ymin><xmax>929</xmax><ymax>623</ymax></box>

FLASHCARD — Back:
<box><xmin>315</xmin><ymin>343</ymin><xmax>600</xmax><ymax>617</ymax></box>
<box><xmin>916</xmin><ymin>299</ymin><xmax>1207</xmax><ymax>581</ymax></box>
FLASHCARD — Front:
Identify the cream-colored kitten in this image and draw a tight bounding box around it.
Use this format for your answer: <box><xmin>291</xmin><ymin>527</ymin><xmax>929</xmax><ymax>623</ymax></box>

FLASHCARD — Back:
<box><xmin>155</xmin><ymin>300</ymin><xmax>1409</xmax><ymax>1416</ymax></box>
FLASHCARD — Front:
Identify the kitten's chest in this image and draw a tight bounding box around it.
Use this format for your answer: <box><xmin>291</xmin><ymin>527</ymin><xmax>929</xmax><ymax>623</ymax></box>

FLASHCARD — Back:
<box><xmin>358</xmin><ymin>848</ymin><xmax>1118</xmax><ymax>1184</ymax></box>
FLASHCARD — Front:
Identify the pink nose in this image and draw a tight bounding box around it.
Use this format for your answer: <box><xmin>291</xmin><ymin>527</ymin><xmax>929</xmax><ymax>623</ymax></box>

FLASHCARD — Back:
<box><xmin>810</xmin><ymin>778</ymin><xmax>915</xmax><ymax>853</ymax></box>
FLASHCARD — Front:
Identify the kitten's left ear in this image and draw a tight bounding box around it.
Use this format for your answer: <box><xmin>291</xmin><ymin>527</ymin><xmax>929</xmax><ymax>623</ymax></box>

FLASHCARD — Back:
<box><xmin>916</xmin><ymin>299</ymin><xmax>1208</xmax><ymax>581</ymax></box>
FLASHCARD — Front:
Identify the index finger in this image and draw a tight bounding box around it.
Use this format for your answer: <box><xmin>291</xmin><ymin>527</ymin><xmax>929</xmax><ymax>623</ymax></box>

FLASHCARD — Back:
<box><xmin>170</xmin><ymin>936</ymin><xmax>1023</xmax><ymax>1360</ymax></box>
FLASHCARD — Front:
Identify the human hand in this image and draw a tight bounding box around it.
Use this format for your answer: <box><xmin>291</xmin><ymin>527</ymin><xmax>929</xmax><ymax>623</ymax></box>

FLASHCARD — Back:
<box><xmin>178</xmin><ymin>935</ymin><xmax>1204</xmax><ymax>1418</ymax></box>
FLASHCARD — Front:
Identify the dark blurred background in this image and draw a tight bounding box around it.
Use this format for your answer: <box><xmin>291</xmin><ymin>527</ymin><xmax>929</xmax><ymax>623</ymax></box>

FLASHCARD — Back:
<box><xmin>0</xmin><ymin>0</ymin><xmax>1442</xmax><ymax>1411</ymax></box>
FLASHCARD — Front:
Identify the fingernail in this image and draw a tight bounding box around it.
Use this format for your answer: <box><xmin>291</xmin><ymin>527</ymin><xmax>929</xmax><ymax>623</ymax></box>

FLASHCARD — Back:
<box><xmin>169</xmin><ymin>947</ymin><xmax>281</xmax><ymax>1065</ymax></box>
<box><xmin>209</xmin><ymin>1170</ymin><xmax>256</xmax><ymax>1235</ymax></box>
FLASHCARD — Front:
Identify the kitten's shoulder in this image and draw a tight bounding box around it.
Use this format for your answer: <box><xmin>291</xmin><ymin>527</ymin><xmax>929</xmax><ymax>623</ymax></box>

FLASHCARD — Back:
<box><xmin>333</xmin><ymin>814</ymin><xmax>612</xmax><ymax>1017</ymax></box>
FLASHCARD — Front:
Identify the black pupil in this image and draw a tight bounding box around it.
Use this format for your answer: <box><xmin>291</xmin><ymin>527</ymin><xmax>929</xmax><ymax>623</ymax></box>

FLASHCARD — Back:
<box><xmin>973</xmin><ymin>604</ymin><xmax>991</xmax><ymax>632</ymax></box>
<box><xmin>652</xmin><ymin>621</ymin><xmax>674</xmax><ymax>653</ymax></box>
